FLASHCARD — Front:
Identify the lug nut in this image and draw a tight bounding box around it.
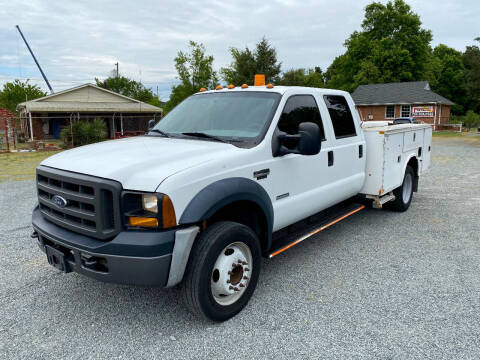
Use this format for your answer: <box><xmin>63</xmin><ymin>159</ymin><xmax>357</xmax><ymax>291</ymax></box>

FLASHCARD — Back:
<box><xmin>239</xmin><ymin>284</ymin><xmax>245</xmax><ymax>288</ymax></box>
<box><xmin>228</xmin><ymin>271</ymin><xmax>232</xmax><ymax>275</ymax></box>
<box><xmin>238</xmin><ymin>259</ymin><xmax>242</xmax><ymax>264</ymax></box>
<box><xmin>242</xmin><ymin>261</ymin><xmax>247</xmax><ymax>265</ymax></box>
<box><xmin>234</xmin><ymin>287</ymin><xmax>239</xmax><ymax>292</ymax></box>
<box><xmin>229</xmin><ymin>286</ymin><xmax>234</xmax><ymax>290</ymax></box>
<box><xmin>244</xmin><ymin>268</ymin><xmax>250</xmax><ymax>271</ymax></box>
<box><xmin>243</xmin><ymin>276</ymin><xmax>249</xmax><ymax>280</ymax></box>
<box><xmin>226</xmin><ymin>279</ymin><xmax>231</xmax><ymax>283</ymax></box>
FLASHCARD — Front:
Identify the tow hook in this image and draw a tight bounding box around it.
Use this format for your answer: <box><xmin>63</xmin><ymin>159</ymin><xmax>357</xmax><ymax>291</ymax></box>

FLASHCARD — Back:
<box><xmin>31</xmin><ymin>231</ymin><xmax>39</xmax><ymax>239</ymax></box>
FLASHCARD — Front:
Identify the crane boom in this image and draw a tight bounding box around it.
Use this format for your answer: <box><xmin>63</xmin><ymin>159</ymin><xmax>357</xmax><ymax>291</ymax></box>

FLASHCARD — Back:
<box><xmin>15</xmin><ymin>25</ymin><xmax>53</xmax><ymax>93</ymax></box>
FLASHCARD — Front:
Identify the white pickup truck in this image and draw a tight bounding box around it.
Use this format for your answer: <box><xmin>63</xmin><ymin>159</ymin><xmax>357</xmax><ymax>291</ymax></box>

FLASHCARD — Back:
<box><xmin>32</xmin><ymin>84</ymin><xmax>432</xmax><ymax>321</ymax></box>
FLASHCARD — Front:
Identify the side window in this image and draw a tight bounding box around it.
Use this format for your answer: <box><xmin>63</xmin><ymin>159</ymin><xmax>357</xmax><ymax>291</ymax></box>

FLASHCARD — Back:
<box><xmin>323</xmin><ymin>95</ymin><xmax>357</xmax><ymax>139</ymax></box>
<box><xmin>277</xmin><ymin>95</ymin><xmax>326</xmax><ymax>150</ymax></box>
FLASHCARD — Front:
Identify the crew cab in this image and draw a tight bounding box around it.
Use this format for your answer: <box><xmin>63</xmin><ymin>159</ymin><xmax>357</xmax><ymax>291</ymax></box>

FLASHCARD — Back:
<box><xmin>31</xmin><ymin>83</ymin><xmax>432</xmax><ymax>321</ymax></box>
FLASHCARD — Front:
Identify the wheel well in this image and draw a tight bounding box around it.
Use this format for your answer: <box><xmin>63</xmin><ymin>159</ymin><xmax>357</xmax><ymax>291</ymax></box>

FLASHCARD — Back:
<box><xmin>407</xmin><ymin>157</ymin><xmax>419</xmax><ymax>177</ymax></box>
<box><xmin>206</xmin><ymin>200</ymin><xmax>268</xmax><ymax>252</ymax></box>
<box><xmin>407</xmin><ymin>156</ymin><xmax>419</xmax><ymax>192</ymax></box>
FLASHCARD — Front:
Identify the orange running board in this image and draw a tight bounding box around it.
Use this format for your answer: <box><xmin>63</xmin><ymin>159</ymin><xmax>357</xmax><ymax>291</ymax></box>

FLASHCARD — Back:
<box><xmin>268</xmin><ymin>205</ymin><xmax>365</xmax><ymax>258</ymax></box>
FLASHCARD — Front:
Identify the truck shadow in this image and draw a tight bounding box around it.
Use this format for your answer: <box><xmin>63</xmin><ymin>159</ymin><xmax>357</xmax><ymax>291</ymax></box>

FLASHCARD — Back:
<box><xmin>48</xmin><ymin>206</ymin><xmax>391</xmax><ymax>330</ymax></box>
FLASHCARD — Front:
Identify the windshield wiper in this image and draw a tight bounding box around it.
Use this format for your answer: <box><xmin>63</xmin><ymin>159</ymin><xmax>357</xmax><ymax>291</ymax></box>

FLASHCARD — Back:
<box><xmin>149</xmin><ymin>129</ymin><xmax>170</xmax><ymax>137</ymax></box>
<box><xmin>181</xmin><ymin>132</ymin><xmax>229</xmax><ymax>144</ymax></box>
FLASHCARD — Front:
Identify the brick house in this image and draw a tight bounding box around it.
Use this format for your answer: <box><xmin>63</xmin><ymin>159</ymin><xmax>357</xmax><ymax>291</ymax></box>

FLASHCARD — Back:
<box><xmin>352</xmin><ymin>81</ymin><xmax>454</xmax><ymax>128</ymax></box>
<box><xmin>16</xmin><ymin>83</ymin><xmax>163</xmax><ymax>141</ymax></box>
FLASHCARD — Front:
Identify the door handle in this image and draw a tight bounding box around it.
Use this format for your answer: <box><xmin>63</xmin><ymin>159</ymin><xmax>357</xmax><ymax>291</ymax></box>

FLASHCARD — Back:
<box><xmin>328</xmin><ymin>151</ymin><xmax>334</xmax><ymax>166</ymax></box>
<box><xmin>359</xmin><ymin>145</ymin><xmax>363</xmax><ymax>158</ymax></box>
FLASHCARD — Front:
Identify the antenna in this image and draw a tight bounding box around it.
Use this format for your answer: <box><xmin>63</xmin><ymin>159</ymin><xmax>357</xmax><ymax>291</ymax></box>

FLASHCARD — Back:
<box><xmin>15</xmin><ymin>25</ymin><xmax>54</xmax><ymax>93</ymax></box>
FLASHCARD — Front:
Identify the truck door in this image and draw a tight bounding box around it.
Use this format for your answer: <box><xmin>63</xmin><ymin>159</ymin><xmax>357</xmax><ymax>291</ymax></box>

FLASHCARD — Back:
<box><xmin>321</xmin><ymin>94</ymin><xmax>366</xmax><ymax>201</ymax></box>
<box><xmin>265</xmin><ymin>94</ymin><xmax>331</xmax><ymax>230</ymax></box>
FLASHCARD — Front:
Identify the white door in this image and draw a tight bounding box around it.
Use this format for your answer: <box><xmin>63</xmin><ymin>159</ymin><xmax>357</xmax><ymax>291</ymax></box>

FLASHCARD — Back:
<box><xmin>320</xmin><ymin>94</ymin><xmax>366</xmax><ymax>200</ymax></box>
<box><xmin>262</xmin><ymin>94</ymin><xmax>332</xmax><ymax>231</ymax></box>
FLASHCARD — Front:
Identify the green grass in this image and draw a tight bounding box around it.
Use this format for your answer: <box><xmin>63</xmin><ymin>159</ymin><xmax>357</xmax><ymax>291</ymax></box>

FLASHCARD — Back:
<box><xmin>15</xmin><ymin>139</ymin><xmax>64</xmax><ymax>150</ymax></box>
<box><xmin>433</xmin><ymin>129</ymin><xmax>480</xmax><ymax>140</ymax></box>
<box><xmin>0</xmin><ymin>151</ymin><xmax>62</xmax><ymax>182</ymax></box>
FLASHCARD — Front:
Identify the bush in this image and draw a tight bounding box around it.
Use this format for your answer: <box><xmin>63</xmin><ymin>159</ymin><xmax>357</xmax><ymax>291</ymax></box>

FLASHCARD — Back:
<box><xmin>463</xmin><ymin>110</ymin><xmax>480</xmax><ymax>130</ymax></box>
<box><xmin>60</xmin><ymin>118</ymin><xmax>108</xmax><ymax>146</ymax></box>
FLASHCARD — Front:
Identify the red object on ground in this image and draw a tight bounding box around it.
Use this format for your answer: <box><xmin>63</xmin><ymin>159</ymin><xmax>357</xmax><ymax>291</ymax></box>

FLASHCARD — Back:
<box><xmin>0</xmin><ymin>108</ymin><xmax>16</xmax><ymax>152</ymax></box>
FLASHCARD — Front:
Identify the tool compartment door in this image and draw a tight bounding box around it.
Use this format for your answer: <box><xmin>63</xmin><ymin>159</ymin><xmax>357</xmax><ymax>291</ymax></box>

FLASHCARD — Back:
<box><xmin>403</xmin><ymin>129</ymin><xmax>424</xmax><ymax>152</ymax></box>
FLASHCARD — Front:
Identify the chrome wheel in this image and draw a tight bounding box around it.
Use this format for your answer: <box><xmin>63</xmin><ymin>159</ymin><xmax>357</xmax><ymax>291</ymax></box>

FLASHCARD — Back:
<box><xmin>402</xmin><ymin>172</ymin><xmax>413</xmax><ymax>204</ymax></box>
<box><xmin>211</xmin><ymin>241</ymin><xmax>252</xmax><ymax>306</ymax></box>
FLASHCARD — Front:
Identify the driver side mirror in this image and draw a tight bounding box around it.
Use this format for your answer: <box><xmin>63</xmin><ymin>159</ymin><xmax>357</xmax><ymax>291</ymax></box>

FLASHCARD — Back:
<box><xmin>272</xmin><ymin>122</ymin><xmax>321</xmax><ymax>157</ymax></box>
<box><xmin>148</xmin><ymin>119</ymin><xmax>155</xmax><ymax>131</ymax></box>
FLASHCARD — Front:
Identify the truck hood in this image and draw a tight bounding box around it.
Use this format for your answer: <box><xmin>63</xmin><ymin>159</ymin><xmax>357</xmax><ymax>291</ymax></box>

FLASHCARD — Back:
<box><xmin>41</xmin><ymin>136</ymin><xmax>237</xmax><ymax>191</ymax></box>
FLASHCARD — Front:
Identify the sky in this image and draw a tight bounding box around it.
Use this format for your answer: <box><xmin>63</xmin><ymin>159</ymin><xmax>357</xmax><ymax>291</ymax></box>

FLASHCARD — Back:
<box><xmin>0</xmin><ymin>0</ymin><xmax>478</xmax><ymax>101</ymax></box>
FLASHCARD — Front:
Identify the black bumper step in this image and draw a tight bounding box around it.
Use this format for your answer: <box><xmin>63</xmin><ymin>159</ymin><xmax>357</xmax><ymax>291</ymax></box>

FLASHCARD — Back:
<box><xmin>268</xmin><ymin>202</ymin><xmax>365</xmax><ymax>258</ymax></box>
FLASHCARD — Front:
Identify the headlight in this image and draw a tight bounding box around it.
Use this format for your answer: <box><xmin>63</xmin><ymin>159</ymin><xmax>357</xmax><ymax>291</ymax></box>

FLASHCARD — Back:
<box><xmin>122</xmin><ymin>192</ymin><xmax>176</xmax><ymax>229</ymax></box>
<box><xmin>142</xmin><ymin>194</ymin><xmax>158</xmax><ymax>213</ymax></box>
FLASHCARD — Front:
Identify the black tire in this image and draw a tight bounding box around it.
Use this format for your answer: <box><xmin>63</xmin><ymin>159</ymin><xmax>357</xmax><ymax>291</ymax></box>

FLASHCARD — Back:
<box><xmin>386</xmin><ymin>165</ymin><xmax>414</xmax><ymax>212</ymax></box>
<box><xmin>182</xmin><ymin>221</ymin><xmax>261</xmax><ymax>322</ymax></box>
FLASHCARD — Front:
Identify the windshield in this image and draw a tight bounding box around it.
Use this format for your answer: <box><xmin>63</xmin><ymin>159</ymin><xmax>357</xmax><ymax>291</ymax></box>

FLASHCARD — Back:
<box><xmin>152</xmin><ymin>92</ymin><xmax>281</xmax><ymax>145</ymax></box>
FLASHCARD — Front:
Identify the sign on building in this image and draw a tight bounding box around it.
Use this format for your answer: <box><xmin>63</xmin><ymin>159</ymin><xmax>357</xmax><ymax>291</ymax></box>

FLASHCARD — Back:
<box><xmin>411</xmin><ymin>105</ymin><xmax>434</xmax><ymax>117</ymax></box>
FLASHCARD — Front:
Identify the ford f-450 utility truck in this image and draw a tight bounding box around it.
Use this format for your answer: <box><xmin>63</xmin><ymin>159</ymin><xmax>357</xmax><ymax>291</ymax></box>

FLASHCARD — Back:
<box><xmin>32</xmin><ymin>84</ymin><xmax>432</xmax><ymax>321</ymax></box>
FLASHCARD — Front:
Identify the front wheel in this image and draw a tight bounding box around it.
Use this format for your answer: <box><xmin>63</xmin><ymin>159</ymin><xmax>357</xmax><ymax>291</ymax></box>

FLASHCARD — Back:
<box><xmin>386</xmin><ymin>165</ymin><xmax>414</xmax><ymax>212</ymax></box>
<box><xmin>182</xmin><ymin>221</ymin><xmax>261</xmax><ymax>322</ymax></box>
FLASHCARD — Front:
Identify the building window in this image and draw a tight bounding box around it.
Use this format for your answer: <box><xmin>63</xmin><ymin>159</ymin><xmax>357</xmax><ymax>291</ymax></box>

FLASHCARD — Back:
<box><xmin>401</xmin><ymin>105</ymin><xmax>410</xmax><ymax>117</ymax></box>
<box><xmin>385</xmin><ymin>105</ymin><xmax>395</xmax><ymax>119</ymax></box>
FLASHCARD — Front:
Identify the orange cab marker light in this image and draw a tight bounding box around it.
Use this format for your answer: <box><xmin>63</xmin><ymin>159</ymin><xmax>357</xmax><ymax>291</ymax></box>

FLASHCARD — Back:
<box><xmin>266</xmin><ymin>83</ymin><xmax>274</xmax><ymax>89</ymax></box>
<box><xmin>228</xmin><ymin>84</ymin><xmax>235</xmax><ymax>89</ymax></box>
<box><xmin>379</xmin><ymin>131</ymin><xmax>385</xmax><ymax>134</ymax></box>
<box><xmin>254</xmin><ymin>74</ymin><xmax>265</xmax><ymax>86</ymax></box>
<box><xmin>215</xmin><ymin>85</ymin><xmax>223</xmax><ymax>90</ymax></box>
<box><xmin>199</xmin><ymin>87</ymin><xmax>206</xmax><ymax>92</ymax></box>
<box><xmin>241</xmin><ymin>84</ymin><xmax>248</xmax><ymax>89</ymax></box>
<box><xmin>129</xmin><ymin>217</ymin><xmax>158</xmax><ymax>228</ymax></box>
<box><xmin>269</xmin><ymin>205</ymin><xmax>365</xmax><ymax>258</ymax></box>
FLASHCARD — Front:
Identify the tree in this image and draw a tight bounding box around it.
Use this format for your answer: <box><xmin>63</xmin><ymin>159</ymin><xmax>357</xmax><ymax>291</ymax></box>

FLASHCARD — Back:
<box><xmin>164</xmin><ymin>41</ymin><xmax>217</xmax><ymax>113</ymax></box>
<box><xmin>427</xmin><ymin>44</ymin><xmax>467</xmax><ymax>113</ymax></box>
<box><xmin>0</xmin><ymin>79</ymin><xmax>47</xmax><ymax>113</ymax></box>
<box><xmin>463</xmin><ymin>110</ymin><xmax>480</xmax><ymax>130</ymax></box>
<box><xmin>221</xmin><ymin>37</ymin><xmax>281</xmax><ymax>85</ymax></box>
<box><xmin>463</xmin><ymin>40</ymin><xmax>480</xmax><ymax>113</ymax></box>
<box><xmin>324</xmin><ymin>0</ymin><xmax>432</xmax><ymax>92</ymax></box>
<box><xmin>277</xmin><ymin>67</ymin><xmax>325</xmax><ymax>88</ymax></box>
<box><xmin>95</xmin><ymin>75</ymin><xmax>160</xmax><ymax>106</ymax></box>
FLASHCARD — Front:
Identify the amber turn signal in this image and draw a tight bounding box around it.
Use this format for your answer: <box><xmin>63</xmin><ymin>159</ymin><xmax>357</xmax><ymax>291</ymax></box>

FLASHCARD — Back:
<box><xmin>128</xmin><ymin>217</ymin><xmax>159</xmax><ymax>228</ymax></box>
<box><xmin>241</xmin><ymin>84</ymin><xmax>248</xmax><ymax>88</ymax></box>
<box><xmin>228</xmin><ymin>84</ymin><xmax>235</xmax><ymax>89</ymax></box>
<box><xmin>199</xmin><ymin>87</ymin><xmax>206</xmax><ymax>92</ymax></box>
<box><xmin>216</xmin><ymin>85</ymin><xmax>223</xmax><ymax>90</ymax></box>
<box><xmin>266</xmin><ymin>83</ymin><xmax>274</xmax><ymax>88</ymax></box>
<box><xmin>162</xmin><ymin>195</ymin><xmax>177</xmax><ymax>228</ymax></box>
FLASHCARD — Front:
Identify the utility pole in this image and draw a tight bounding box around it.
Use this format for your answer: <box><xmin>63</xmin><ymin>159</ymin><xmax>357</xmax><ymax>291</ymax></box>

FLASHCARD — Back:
<box><xmin>115</xmin><ymin>62</ymin><xmax>119</xmax><ymax>77</ymax></box>
<box><xmin>16</xmin><ymin>25</ymin><xmax>53</xmax><ymax>94</ymax></box>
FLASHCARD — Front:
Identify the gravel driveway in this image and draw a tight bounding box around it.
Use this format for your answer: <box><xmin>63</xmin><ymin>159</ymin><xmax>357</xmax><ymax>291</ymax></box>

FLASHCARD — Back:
<box><xmin>1</xmin><ymin>137</ymin><xmax>479</xmax><ymax>359</ymax></box>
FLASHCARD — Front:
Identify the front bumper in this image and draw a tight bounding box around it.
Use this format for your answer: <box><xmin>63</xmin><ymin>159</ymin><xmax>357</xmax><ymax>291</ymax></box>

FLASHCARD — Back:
<box><xmin>32</xmin><ymin>206</ymin><xmax>198</xmax><ymax>287</ymax></box>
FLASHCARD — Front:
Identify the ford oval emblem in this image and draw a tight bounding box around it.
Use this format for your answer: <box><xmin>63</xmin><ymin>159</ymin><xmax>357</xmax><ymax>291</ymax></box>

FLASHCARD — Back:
<box><xmin>52</xmin><ymin>195</ymin><xmax>68</xmax><ymax>208</ymax></box>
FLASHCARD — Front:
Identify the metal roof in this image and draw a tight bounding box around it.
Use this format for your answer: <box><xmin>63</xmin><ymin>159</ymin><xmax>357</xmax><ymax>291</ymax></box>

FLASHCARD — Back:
<box><xmin>17</xmin><ymin>83</ymin><xmax>163</xmax><ymax>113</ymax></box>
<box><xmin>351</xmin><ymin>81</ymin><xmax>454</xmax><ymax>106</ymax></box>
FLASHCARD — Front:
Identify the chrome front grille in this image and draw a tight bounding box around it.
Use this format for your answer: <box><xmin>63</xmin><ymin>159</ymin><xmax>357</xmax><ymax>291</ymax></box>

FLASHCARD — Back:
<box><xmin>36</xmin><ymin>166</ymin><xmax>122</xmax><ymax>240</ymax></box>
